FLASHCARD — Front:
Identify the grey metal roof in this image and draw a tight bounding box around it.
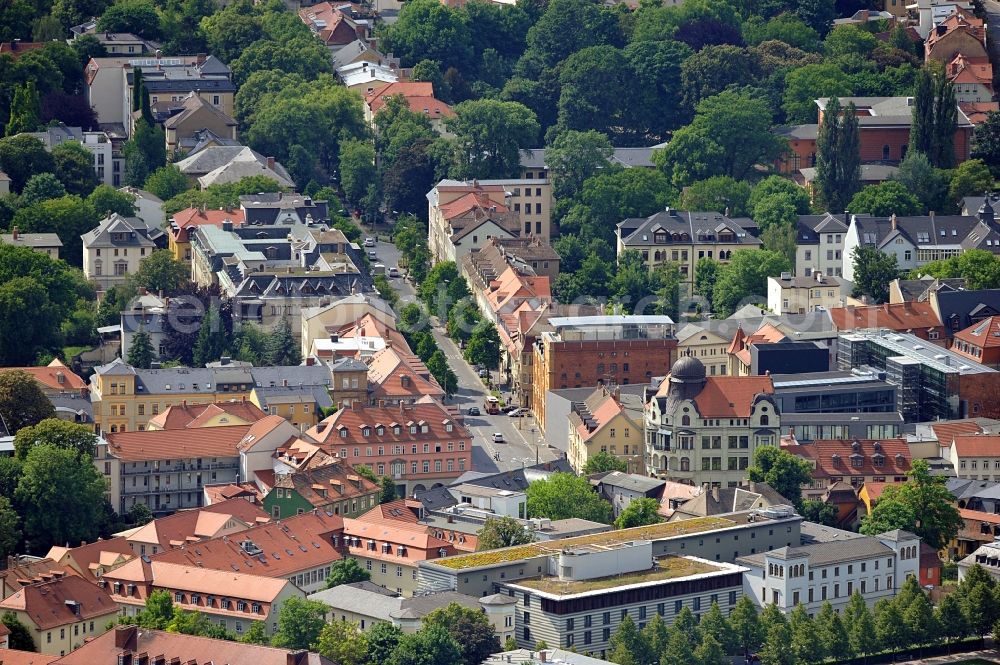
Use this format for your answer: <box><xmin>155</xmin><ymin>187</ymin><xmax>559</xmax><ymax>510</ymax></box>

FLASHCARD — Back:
<box><xmin>800</xmin><ymin>164</ymin><xmax>899</xmax><ymax>182</ymax></box>
<box><xmin>799</xmin><ymin>521</ymin><xmax>865</xmax><ymax>545</ymax></box>
<box><xmin>250</xmin><ymin>365</ymin><xmax>333</xmax><ymax>388</ymax></box>
<box><xmin>307</xmin><ymin>583</ymin><xmax>402</xmax><ymax>620</ymax></box>
<box><xmin>816</xmin><ymin>96</ymin><xmax>973</xmax><ymax>128</ymax></box>
<box><xmin>877</xmin><ymin>529</ymin><xmax>919</xmax><ymax>542</ymax></box>
<box><xmin>737</xmin><ymin>533</ymin><xmax>900</xmax><ymax>568</ymax></box>
<box><xmin>329</xmin><ymin>357</ymin><xmax>368</xmax><ymax>372</ymax></box>
<box><xmin>618</xmin><ymin>210</ymin><xmax>761</xmax><ymax>249</ymax></box>
<box><xmin>593</xmin><ymin>471</ymin><xmax>664</xmax><ymax>494</ymax></box>
<box><xmin>0</xmin><ymin>232</ymin><xmax>62</xmax><ymax>247</ymax></box>
<box><xmin>391</xmin><ymin>591</ymin><xmax>482</xmax><ymax>619</ymax></box>
<box><xmin>775</xmin><ymin>124</ymin><xmax>819</xmax><ymax>140</ymax></box>
<box><xmin>81</xmin><ymin>213</ymin><xmax>159</xmax><ymax>247</ymax></box>
<box><xmin>933</xmin><ymin>288</ymin><xmax>1000</xmax><ymax>336</ymax></box>
<box><xmin>484</xmin><ymin>650</ymin><xmax>616</xmax><ymax>665</ymax></box>
<box><xmin>252</xmin><ymin>385</ymin><xmax>333</xmax><ymax>409</ymax></box>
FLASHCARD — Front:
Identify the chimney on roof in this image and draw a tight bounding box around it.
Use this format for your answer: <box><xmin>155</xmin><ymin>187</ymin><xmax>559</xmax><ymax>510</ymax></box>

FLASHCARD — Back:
<box><xmin>196</xmin><ymin>53</ymin><xmax>206</xmax><ymax>65</ymax></box>
<box><xmin>114</xmin><ymin>625</ymin><xmax>137</xmax><ymax>650</ymax></box>
<box><xmin>930</xmin><ymin>210</ymin><xmax>935</xmax><ymax>222</ymax></box>
<box><xmin>844</xmin><ymin>210</ymin><xmax>850</xmax><ymax>225</ymax></box>
<box><xmin>287</xmin><ymin>650</ymin><xmax>309</xmax><ymax>665</ymax></box>
<box><xmin>267</xmin><ymin>156</ymin><xmax>275</xmax><ymax>170</ymax></box>
<box><xmin>11</xmin><ymin>226</ymin><xmax>18</xmax><ymax>240</ymax></box>
<box><xmin>891</xmin><ymin>213</ymin><xmax>897</xmax><ymax>231</ymax></box>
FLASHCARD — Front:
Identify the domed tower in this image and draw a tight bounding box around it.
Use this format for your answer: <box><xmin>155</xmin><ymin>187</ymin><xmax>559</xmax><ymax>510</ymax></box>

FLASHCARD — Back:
<box><xmin>667</xmin><ymin>356</ymin><xmax>707</xmax><ymax>401</ymax></box>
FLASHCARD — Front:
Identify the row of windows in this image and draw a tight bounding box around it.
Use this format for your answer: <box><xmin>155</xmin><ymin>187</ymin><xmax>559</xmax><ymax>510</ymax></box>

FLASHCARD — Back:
<box><xmin>783</xmin><ymin>576</ymin><xmax>894</xmax><ymax>605</ymax></box>
<box><xmin>959</xmin><ymin>459</ymin><xmax>1000</xmax><ymax>470</ymax></box>
<box><xmin>765</xmin><ymin>558</ymin><xmax>894</xmax><ymax>582</ymax></box>
<box><xmin>46</xmin><ymin>620</ymin><xmax>96</xmax><ymax>644</ymax></box>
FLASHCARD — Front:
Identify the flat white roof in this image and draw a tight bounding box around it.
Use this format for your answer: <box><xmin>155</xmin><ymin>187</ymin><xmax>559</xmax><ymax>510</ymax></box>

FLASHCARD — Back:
<box><xmin>548</xmin><ymin>315</ymin><xmax>675</xmax><ymax>327</ymax></box>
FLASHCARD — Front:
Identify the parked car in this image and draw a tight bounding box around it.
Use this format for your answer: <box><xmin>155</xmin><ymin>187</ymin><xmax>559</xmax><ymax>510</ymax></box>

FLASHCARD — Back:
<box><xmin>508</xmin><ymin>408</ymin><xmax>530</xmax><ymax>417</ymax></box>
<box><xmin>467</xmin><ymin>406</ymin><xmax>481</xmax><ymax>416</ymax></box>
<box><xmin>492</xmin><ymin>432</ymin><xmax>505</xmax><ymax>443</ymax></box>
<box><xmin>364</xmin><ymin>237</ymin><xmax>375</xmax><ymax>247</ymax></box>
<box><xmin>478</xmin><ymin>368</ymin><xmax>489</xmax><ymax>378</ymax></box>
<box><xmin>368</xmin><ymin>250</ymin><xmax>377</xmax><ymax>260</ymax></box>
<box><xmin>387</xmin><ymin>267</ymin><xmax>400</xmax><ymax>278</ymax></box>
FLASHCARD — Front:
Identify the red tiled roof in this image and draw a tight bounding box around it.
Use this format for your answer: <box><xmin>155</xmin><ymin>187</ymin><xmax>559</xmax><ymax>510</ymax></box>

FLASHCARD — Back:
<box><xmin>52</xmin><ymin>626</ymin><xmax>335</xmax><ymax>665</ymax></box>
<box><xmin>365</xmin><ymin>82</ymin><xmax>455</xmax><ymax>119</ymax></box>
<box><xmin>960</xmin><ymin>101</ymin><xmax>999</xmax><ymax>124</ymax></box>
<box><xmin>0</xmin><ymin>359</ymin><xmax>87</xmax><ymax>393</ymax></box>
<box><xmin>147</xmin><ymin>400</ymin><xmax>266</xmax><ymax>430</ymax></box>
<box><xmin>961</xmin><ymin>507</ymin><xmax>1000</xmax><ymax>524</ymax></box>
<box><xmin>952</xmin><ymin>434</ymin><xmax>1000</xmax><ymax>457</ymax></box>
<box><xmin>45</xmin><ymin>537</ymin><xmax>135</xmax><ymax>582</ymax></box>
<box><xmin>0</xmin><ymin>650</ymin><xmax>57</xmax><ymax>665</ymax></box>
<box><xmin>926</xmin><ymin>8</ymin><xmax>986</xmax><ymax>53</ymax></box>
<box><xmin>862</xmin><ymin>481</ymin><xmax>891</xmax><ymax>502</ymax></box>
<box><xmin>792</xmin><ymin>439</ymin><xmax>911</xmax><ymax>478</ymax></box>
<box><xmin>106</xmin><ymin>425</ymin><xmax>252</xmax><ymax>461</ymax></box>
<box><xmin>954</xmin><ymin>316</ymin><xmax>1000</xmax><ymax>349</ymax></box>
<box><xmin>203</xmin><ymin>482</ymin><xmax>263</xmax><ymax>505</ymax></box>
<box><xmin>307</xmin><ymin>402</ymin><xmax>470</xmax><ymax>447</ymax></box>
<box><xmin>654</xmin><ymin>375</ymin><xmax>773</xmax><ymax>417</ymax></box>
<box><xmin>0</xmin><ymin>42</ymin><xmax>45</xmax><ymax>58</ymax></box>
<box><xmin>149</xmin><ymin>511</ymin><xmax>345</xmax><ymax>579</ymax></box>
<box><xmin>366</xmin><ymin>346</ymin><xmax>444</xmax><ymax>400</ymax></box>
<box><xmin>948</xmin><ymin>54</ymin><xmax>993</xmax><ymax>86</ymax></box>
<box><xmin>357</xmin><ymin>499</ymin><xmax>421</xmax><ymax>524</ymax></box>
<box><xmin>0</xmin><ymin>558</ymin><xmax>64</xmax><ymax>593</ymax></box>
<box><xmin>274</xmin><ymin>461</ymin><xmax>381</xmax><ymax>509</ymax></box>
<box><xmin>169</xmin><ymin>207</ymin><xmax>245</xmax><ymax>244</ymax></box>
<box><xmin>438</xmin><ymin>192</ymin><xmax>508</xmax><ymax>221</ymax></box>
<box><xmin>828</xmin><ymin>302</ymin><xmax>943</xmax><ymax>332</ymax></box>
<box><xmin>127</xmin><ymin>498</ymin><xmax>270</xmax><ymax>550</ymax></box>
<box><xmin>0</xmin><ymin>576</ymin><xmax>117</xmax><ymax>630</ymax></box>
<box><xmin>931</xmin><ymin>419</ymin><xmax>985</xmax><ymax>444</ymax></box>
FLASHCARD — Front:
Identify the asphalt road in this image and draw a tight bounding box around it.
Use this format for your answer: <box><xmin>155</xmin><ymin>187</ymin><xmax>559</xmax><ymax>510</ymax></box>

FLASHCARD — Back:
<box><xmin>369</xmin><ymin>236</ymin><xmax>560</xmax><ymax>473</ymax></box>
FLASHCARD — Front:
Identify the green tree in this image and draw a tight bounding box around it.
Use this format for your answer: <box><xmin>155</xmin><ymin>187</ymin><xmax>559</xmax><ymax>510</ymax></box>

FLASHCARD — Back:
<box><xmin>52</xmin><ymin>141</ymin><xmax>98</xmax><ymax>196</ymax></box>
<box><xmin>127</xmin><ymin>327</ymin><xmax>154</xmax><ymax>368</ymax></box>
<box><xmin>424</xmin><ymin>602</ymin><xmax>502</xmax><ymax>665</ymax></box>
<box><xmin>129</xmin><ymin>502</ymin><xmax>152</xmax><ymax>526</ymax></box>
<box><xmin>912</xmin><ymin>68</ymin><xmax>959</xmax><ymax>168</ymax></box>
<box><xmin>658</xmin><ymin>90</ymin><xmax>785</xmax><ymax>186</ymax></box>
<box><xmin>680</xmin><ymin>45</ymin><xmax>762</xmax><ymax>111</ymax></box>
<box><xmin>759</xmin><ymin>618</ymin><xmax>794</xmax><ymax>665</ymax></box>
<box><xmin>851</xmin><ymin>246</ymin><xmax>898</xmax><ymax>303</ymax></box>
<box><xmin>695</xmin><ymin>633</ymin><xmax>729</xmax><ymax>665</ymax></box>
<box><xmin>642</xmin><ymin>614</ymin><xmax>669</xmax><ymax>661</ymax></box>
<box><xmin>1</xmin><ymin>611</ymin><xmax>36</xmax><ymax>651</ymax></box>
<box><xmin>339</xmin><ymin>138</ymin><xmax>377</xmax><ymax>205</ymax></box>
<box><xmin>324</xmin><ymin>557</ymin><xmax>371</xmax><ymax>589</ymax></box>
<box><xmin>21</xmin><ymin>172</ymin><xmax>66</xmax><ymax>204</ymax></box>
<box><xmin>789</xmin><ymin>604</ymin><xmax>823</xmax><ymax>664</ymax></box>
<box><xmin>13</xmin><ymin>418</ymin><xmax>96</xmax><ymax>460</ymax></box>
<box><xmin>695</xmin><ymin>258</ymin><xmax>720</xmax><ymax>311</ymax></box>
<box><xmin>131</xmin><ymin>250</ymin><xmax>190</xmax><ymax>294</ymax></box>
<box><xmin>730</xmin><ymin>595</ymin><xmax>764</xmax><ymax>656</ymax></box>
<box><xmin>895</xmin><ymin>150</ymin><xmax>950</xmax><ymax>213</ymax></box>
<box><xmin>241</xmin><ymin>621</ymin><xmax>269</xmax><ymax>645</ymax></box>
<box><xmin>87</xmin><ymin>184</ymin><xmax>136</xmax><ymax>217</ymax></box>
<box><xmin>972</xmin><ymin>111</ymin><xmax>1000</xmax><ymax>177</ymax></box>
<box><xmin>136</xmin><ymin>590</ymin><xmax>175</xmax><ymax>629</ymax></box>
<box><xmin>192</xmin><ymin>306</ymin><xmax>226</xmax><ymax>367</ymax></box>
<box><xmin>874</xmin><ymin>599</ymin><xmax>909</xmax><ymax>652</ymax></box>
<box><xmin>859</xmin><ymin>459</ymin><xmax>963</xmax><ymax>549</ymax></box>
<box><xmin>389</xmin><ymin>623</ymin><xmax>463</xmax><ymax>665</ymax></box>
<box><xmin>699</xmin><ymin>602</ymin><xmax>737</xmax><ymax>655</ymax></box>
<box><xmin>783</xmin><ymin>64</ymin><xmax>853</xmax><ymax>124</ymax></box>
<box><xmin>801</xmin><ymin>498</ymin><xmax>837</xmax><ymax>526</ymax></box>
<box><xmin>615</xmin><ymin>498</ymin><xmax>663</xmax><ymax>529</ymax></box>
<box><xmin>950</xmin><ymin>158</ymin><xmax>994</xmax><ymax>201</ymax></box>
<box><xmin>465</xmin><ymin>320</ymin><xmax>501</xmax><ymax>370</ymax></box>
<box><xmin>749</xmin><ymin>175</ymin><xmax>812</xmax><ymax>215</ymax></box>
<box><xmin>660</xmin><ymin>626</ymin><xmax>694</xmax><ymax>665</ymax></box>
<box><xmin>747</xmin><ymin>446</ymin><xmax>813</xmax><ymax>508</ymax></box>
<box><xmin>555</xmin><ymin>45</ymin><xmax>632</xmax><ymax>142</ymax></box>
<box><xmin>266</xmin><ymin>318</ymin><xmax>301</xmax><ymax>366</ymax></box>
<box><xmin>963</xmin><ymin>580</ymin><xmax>999</xmax><ymax>637</ymax></box>
<box><xmin>271</xmin><ymin>597</ymin><xmax>328</xmax><ymax>650</ymax></box>
<box><xmin>544</xmin><ymin>129</ymin><xmax>613</xmax><ymax>199</ymax></box>
<box><xmin>143</xmin><ymin>165</ymin><xmax>190</xmax><ymax>201</ymax></box>
<box><xmin>843</xmin><ymin>591</ymin><xmax>876</xmax><ymax>659</ymax></box>
<box><xmin>0</xmin><ymin>370</ymin><xmax>55</xmax><ymax>434</ymax></box>
<box><xmin>0</xmin><ymin>135</ymin><xmax>55</xmax><ymax>192</ymax></box>
<box><xmin>380</xmin><ymin>0</ymin><xmax>473</xmax><ymax>72</ymax></box>
<box><xmin>0</xmin><ymin>496</ymin><xmax>20</xmax><ymax>560</ymax></box>
<box><xmin>753</xmin><ymin>193</ymin><xmax>799</xmax><ymax>234</ymax></box>
<box><xmin>815</xmin><ymin>96</ymin><xmax>861</xmax><ymax>212</ymax></box>
<box><xmin>6</xmin><ymin>81</ymin><xmax>41</xmax><ymax>136</ymax></box>
<box><xmin>679</xmin><ymin>176</ymin><xmax>752</xmax><ymax>217</ymax></box>
<box><xmin>712</xmin><ymin>249</ymin><xmax>791</xmax><ymax>317</ymax></box>
<box><xmin>848</xmin><ymin>180</ymin><xmax>922</xmax><ymax>216</ymax></box>
<box><xmin>97</xmin><ymin>0</ymin><xmax>161</xmax><ymax>38</ymax></box>
<box><xmin>477</xmin><ymin>516</ymin><xmax>534</xmax><ymax>551</ymax></box>
<box><xmin>12</xmin><ymin>194</ymin><xmax>99</xmax><ymax>265</ymax></box>
<box><xmin>426</xmin><ymin>350</ymin><xmax>458</xmax><ymax>396</ymax></box>
<box><xmin>609</xmin><ymin>615</ymin><xmax>653</xmax><ymax>665</ymax></box>
<box><xmin>936</xmin><ymin>591</ymin><xmax>970</xmax><ymax>649</ymax></box>
<box><xmin>315</xmin><ymin>619</ymin><xmax>368</xmax><ymax>665</ymax></box>
<box><xmin>525</xmin><ymin>472</ymin><xmax>612</xmax><ymax>523</ymax></box>
<box><xmin>445</xmin><ymin>99</ymin><xmax>539</xmax><ymax>179</ymax></box>
<box><xmin>15</xmin><ymin>443</ymin><xmax>106</xmax><ymax>552</ymax></box>
<box><xmin>824</xmin><ymin>24</ymin><xmax>879</xmax><ymax>57</ymax></box>
<box><xmin>367</xmin><ymin>621</ymin><xmax>404</xmax><ymax>664</ymax></box>
<box><xmin>380</xmin><ymin>475</ymin><xmax>397</xmax><ymax>504</ymax></box>
<box><xmin>903</xmin><ymin>589</ymin><xmax>939</xmax><ymax>649</ymax></box>
<box><xmin>582</xmin><ymin>451</ymin><xmax>628</xmax><ymax>474</ymax></box>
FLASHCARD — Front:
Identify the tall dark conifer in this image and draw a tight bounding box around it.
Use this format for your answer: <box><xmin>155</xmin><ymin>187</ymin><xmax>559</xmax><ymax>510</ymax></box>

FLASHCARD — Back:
<box><xmin>816</xmin><ymin>97</ymin><xmax>861</xmax><ymax>212</ymax></box>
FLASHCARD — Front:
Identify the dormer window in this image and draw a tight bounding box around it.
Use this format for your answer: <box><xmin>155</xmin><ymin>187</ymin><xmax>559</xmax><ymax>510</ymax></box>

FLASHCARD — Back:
<box><xmin>339</xmin><ymin>427</ymin><xmax>348</xmax><ymax>438</ymax></box>
<box><xmin>393</xmin><ymin>425</ymin><xmax>401</xmax><ymax>435</ymax></box>
<box><xmin>362</xmin><ymin>427</ymin><xmax>371</xmax><ymax>437</ymax></box>
<box><xmin>376</xmin><ymin>426</ymin><xmax>385</xmax><ymax>436</ymax></box>
<box><xmin>410</xmin><ymin>425</ymin><xmax>417</xmax><ymax>434</ymax></box>
<box><xmin>445</xmin><ymin>423</ymin><xmax>453</xmax><ymax>432</ymax></box>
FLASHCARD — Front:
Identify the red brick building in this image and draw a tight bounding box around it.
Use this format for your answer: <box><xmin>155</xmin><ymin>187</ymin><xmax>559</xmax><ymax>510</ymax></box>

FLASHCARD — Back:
<box><xmin>779</xmin><ymin>97</ymin><xmax>974</xmax><ymax>172</ymax></box>
<box><xmin>529</xmin><ymin>316</ymin><xmax>677</xmax><ymax>424</ymax></box>
<box><xmin>305</xmin><ymin>401</ymin><xmax>473</xmax><ymax>496</ymax></box>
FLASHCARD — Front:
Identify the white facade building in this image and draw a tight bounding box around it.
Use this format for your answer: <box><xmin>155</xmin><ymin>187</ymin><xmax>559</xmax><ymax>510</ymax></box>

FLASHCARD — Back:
<box><xmin>737</xmin><ymin>528</ymin><xmax>921</xmax><ymax>613</ymax></box>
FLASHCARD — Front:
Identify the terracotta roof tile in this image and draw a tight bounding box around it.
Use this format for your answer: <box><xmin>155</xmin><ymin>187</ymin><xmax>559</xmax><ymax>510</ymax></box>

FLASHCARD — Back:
<box><xmin>106</xmin><ymin>425</ymin><xmax>251</xmax><ymax>461</ymax></box>
<box><xmin>684</xmin><ymin>377</ymin><xmax>773</xmax><ymax>418</ymax></box>
<box><xmin>0</xmin><ymin>359</ymin><xmax>87</xmax><ymax>392</ymax></box>
<box><xmin>147</xmin><ymin>400</ymin><xmax>266</xmax><ymax>430</ymax></box>
<box><xmin>127</xmin><ymin>498</ymin><xmax>270</xmax><ymax>551</ymax></box>
<box><xmin>52</xmin><ymin>626</ymin><xmax>334</xmax><ymax>665</ymax></box>
<box><xmin>954</xmin><ymin>316</ymin><xmax>1000</xmax><ymax>348</ymax></box>
<box><xmin>828</xmin><ymin>302</ymin><xmax>943</xmax><ymax>332</ymax></box>
<box><xmin>307</xmin><ymin>402</ymin><xmax>469</xmax><ymax>447</ymax></box>
<box><xmin>148</xmin><ymin>511</ymin><xmax>344</xmax><ymax>579</ymax></box>
<box><xmin>438</xmin><ymin>192</ymin><xmax>508</xmax><ymax>221</ymax></box>
<box><xmin>45</xmin><ymin>537</ymin><xmax>135</xmax><ymax>582</ymax></box>
<box><xmin>169</xmin><ymin>207</ymin><xmax>245</xmax><ymax>244</ymax></box>
<box><xmin>952</xmin><ymin>434</ymin><xmax>1000</xmax><ymax>457</ymax></box>
<box><xmin>365</xmin><ymin>347</ymin><xmax>444</xmax><ymax>400</ymax></box>
<box><xmin>0</xmin><ymin>649</ymin><xmax>58</xmax><ymax>665</ymax></box>
<box><xmin>790</xmin><ymin>439</ymin><xmax>911</xmax><ymax>478</ymax></box>
<box><xmin>931</xmin><ymin>419</ymin><xmax>985</xmax><ymax>444</ymax></box>
<box><xmin>960</xmin><ymin>507</ymin><xmax>1000</xmax><ymax>524</ymax></box>
<box><xmin>274</xmin><ymin>461</ymin><xmax>380</xmax><ymax>509</ymax></box>
<box><xmin>0</xmin><ymin>576</ymin><xmax>117</xmax><ymax>630</ymax></box>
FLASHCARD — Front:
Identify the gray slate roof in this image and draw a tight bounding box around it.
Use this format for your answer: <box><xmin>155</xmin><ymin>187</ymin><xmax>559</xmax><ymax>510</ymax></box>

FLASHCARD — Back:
<box><xmin>618</xmin><ymin>209</ymin><xmax>761</xmax><ymax>248</ymax></box>
<box><xmin>737</xmin><ymin>534</ymin><xmax>900</xmax><ymax>568</ymax></box>
<box><xmin>81</xmin><ymin>213</ymin><xmax>161</xmax><ymax>247</ymax></box>
<box><xmin>0</xmin><ymin>232</ymin><xmax>63</xmax><ymax>247</ymax></box>
<box><xmin>591</xmin><ymin>471</ymin><xmax>664</xmax><ymax>494</ymax></box>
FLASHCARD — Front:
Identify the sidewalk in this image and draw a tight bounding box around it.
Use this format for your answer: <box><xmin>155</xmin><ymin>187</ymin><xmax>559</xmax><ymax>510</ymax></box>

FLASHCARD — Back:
<box><xmin>897</xmin><ymin>647</ymin><xmax>999</xmax><ymax>663</ymax></box>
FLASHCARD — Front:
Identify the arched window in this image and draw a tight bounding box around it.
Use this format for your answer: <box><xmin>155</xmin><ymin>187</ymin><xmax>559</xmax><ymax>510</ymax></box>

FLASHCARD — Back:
<box><xmin>681</xmin><ymin>415</ymin><xmax>691</xmax><ymax>426</ymax></box>
<box><xmin>680</xmin><ymin>457</ymin><xmax>690</xmax><ymax>471</ymax></box>
<box><xmin>882</xmin><ymin>145</ymin><xmax>891</xmax><ymax>160</ymax></box>
<box><xmin>760</xmin><ymin>415</ymin><xmax>769</xmax><ymax>426</ymax></box>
